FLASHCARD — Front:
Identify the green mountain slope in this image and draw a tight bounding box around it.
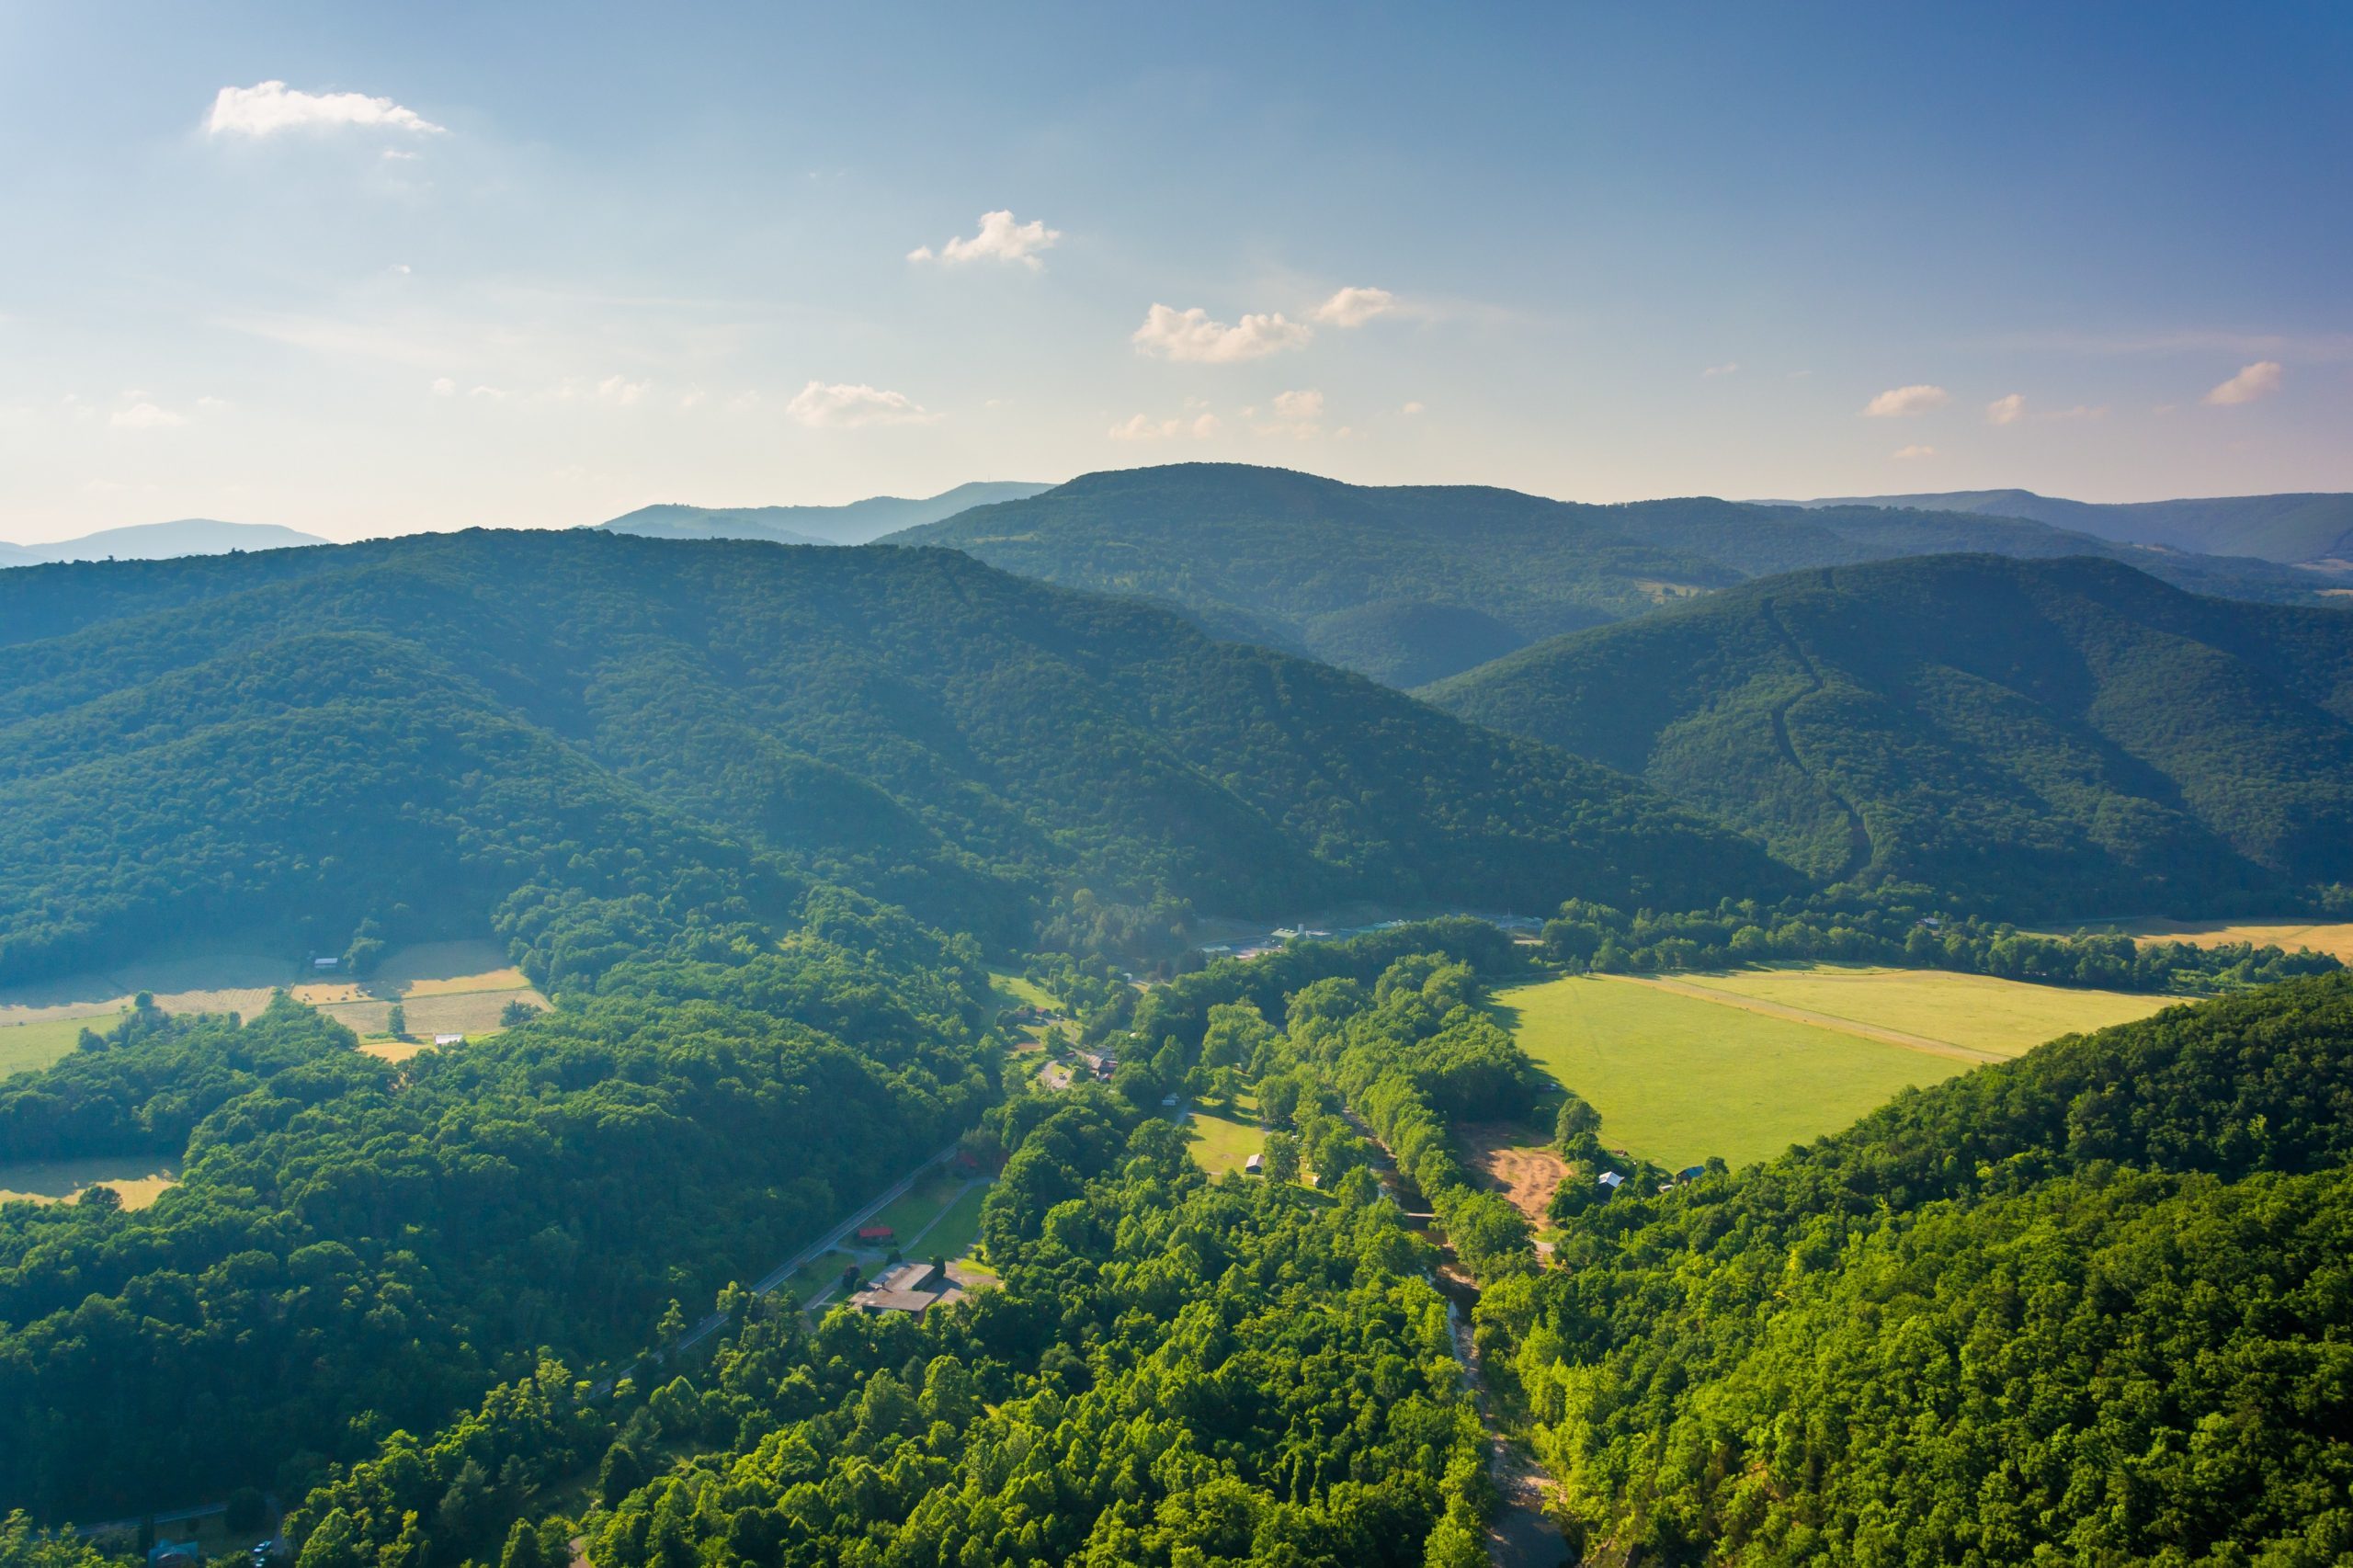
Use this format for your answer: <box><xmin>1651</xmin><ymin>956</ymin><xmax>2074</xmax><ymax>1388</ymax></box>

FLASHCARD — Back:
<box><xmin>1788</xmin><ymin>486</ymin><xmax>2353</xmax><ymax>565</ymax></box>
<box><xmin>597</xmin><ymin>480</ymin><xmax>1053</xmax><ymax>546</ymax></box>
<box><xmin>893</xmin><ymin>463</ymin><xmax>2337</xmax><ymax>686</ymax></box>
<box><xmin>0</xmin><ymin>529</ymin><xmax>1787</xmax><ymax>983</ymax></box>
<box><xmin>1423</xmin><ymin>553</ymin><xmax>2353</xmax><ymax>916</ymax></box>
<box><xmin>1489</xmin><ymin>971</ymin><xmax>2353</xmax><ymax>1564</ymax></box>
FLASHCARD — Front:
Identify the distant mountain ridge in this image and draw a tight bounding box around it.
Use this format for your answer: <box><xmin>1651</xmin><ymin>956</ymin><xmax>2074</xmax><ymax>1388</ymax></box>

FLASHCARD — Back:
<box><xmin>1775</xmin><ymin>487</ymin><xmax>2353</xmax><ymax>567</ymax></box>
<box><xmin>0</xmin><ymin>518</ymin><xmax>328</xmax><ymax>566</ymax></box>
<box><xmin>0</xmin><ymin>528</ymin><xmax>1786</xmax><ymax>983</ymax></box>
<box><xmin>895</xmin><ymin>463</ymin><xmax>2342</xmax><ymax>686</ymax></box>
<box><xmin>597</xmin><ymin>481</ymin><xmax>1053</xmax><ymax>546</ymax></box>
<box><xmin>1423</xmin><ymin>551</ymin><xmax>2353</xmax><ymax>919</ymax></box>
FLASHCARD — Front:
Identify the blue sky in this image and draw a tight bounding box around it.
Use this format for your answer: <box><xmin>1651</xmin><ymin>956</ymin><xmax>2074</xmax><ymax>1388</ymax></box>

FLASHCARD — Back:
<box><xmin>2</xmin><ymin>2</ymin><xmax>2347</xmax><ymax>541</ymax></box>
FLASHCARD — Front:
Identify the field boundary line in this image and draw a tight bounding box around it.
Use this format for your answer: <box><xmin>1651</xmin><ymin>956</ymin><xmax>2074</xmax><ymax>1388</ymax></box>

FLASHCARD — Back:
<box><xmin>1597</xmin><ymin>972</ymin><xmax>2004</xmax><ymax>1063</ymax></box>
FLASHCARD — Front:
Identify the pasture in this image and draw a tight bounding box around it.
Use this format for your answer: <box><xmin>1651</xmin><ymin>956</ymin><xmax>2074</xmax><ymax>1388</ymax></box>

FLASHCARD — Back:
<box><xmin>1185</xmin><ymin>1105</ymin><xmax>1267</xmax><ymax>1177</ymax></box>
<box><xmin>918</xmin><ymin>1182</ymin><xmax>990</xmax><ymax>1263</ymax></box>
<box><xmin>1664</xmin><ymin>965</ymin><xmax>2168</xmax><ymax>1058</ymax></box>
<box><xmin>868</xmin><ymin>1170</ymin><xmax>971</xmax><ymax>1244</ymax></box>
<box><xmin>1494</xmin><ymin>974</ymin><xmax>1970</xmax><ymax>1170</ymax></box>
<box><xmin>0</xmin><ymin>1155</ymin><xmax>180</xmax><ymax>1210</ymax></box>
<box><xmin>1</xmin><ymin>1014</ymin><xmax>105</xmax><ymax>1077</ymax></box>
<box><xmin>0</xmin><ymin>937</ymin><xmax>547</xmax><ymax>1055</ymax></box>
<box><xmin>2059</xmin><ymin>917</ymin><xmax>2353</xmax><ymax>965</ymax></box>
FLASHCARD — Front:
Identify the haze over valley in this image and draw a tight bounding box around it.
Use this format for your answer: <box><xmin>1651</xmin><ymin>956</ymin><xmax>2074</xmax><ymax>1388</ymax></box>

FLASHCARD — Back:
<box><xmin>4</xmin><ymin>8</ymin><xmax>2351</xmax><ymax>1568</ymax></box>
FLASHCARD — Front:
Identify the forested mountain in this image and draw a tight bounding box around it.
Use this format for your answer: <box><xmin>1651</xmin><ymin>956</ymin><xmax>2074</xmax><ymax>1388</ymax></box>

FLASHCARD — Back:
<box><xmin>0</xmin><ymin>528</ymin><xmax>1782</xmax><ymax>984</ymax></box>
<box><xmin>0</xmin><ymin>519</ymin><xmax>329</xmax><ymax>567</ymax></box>
<box><xmin>597</xmin><ymin>481</ymin><xmax>1051</xmax><ymax>546</ymax></box>
<box><xmin>1786</xmin><ymin>486</ymin><xmax>2353</xmax><ymax>566</ymax></box>
<box><xmin>892</xmin><ymin>463</ymin><xmax>2337</xmax><ymax>686</ymax></box>
<box><xmin>1482</xmin><ymin>971</ymin><xmax>2353</xmax><ymax>1564</ymax></box>
<box><xmin>1425</xmin><ymin>553</ymin><xmax>2353</xmax><ymax>917</ymax></box>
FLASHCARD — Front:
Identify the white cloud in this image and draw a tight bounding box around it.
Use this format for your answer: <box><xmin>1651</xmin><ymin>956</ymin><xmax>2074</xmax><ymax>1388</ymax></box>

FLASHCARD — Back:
<box><xmin>786</xmin><ymin>381</ymin><xmax>932</xmax><ymax>428</ymax></box>
<box><xmin>1254</xmin><ymin>389</ymin><xmax>1325</xmax><ymax>440</ymax></box>
<box><xmin>1108</xmin><ymin>411</ymin><xmax>1222</xmax><ymax>441</ymax></box>
<box><xmin>1401</xmin><ymin>401</ymin><xmax>1425</xmax><ymax>415</ymax></box>
<box><xmin>1312</xmin><ymin>286</ymin><xmax>1396</xmax><ymax>327</ymax></box>
<box><xmin>908</xmin><ymin>210</ymin><xmax>1063</xmax><ymax>270</ymax></box>
<box><xmin>206</xmin><ymin>81</ymin><xmax>445</xmax><ymax>138</ymax></box>
<box><xmin>1862</xmin><ymin>383</ymin><xmax>1950</xmax><ymax>417</ymax></box>
<box><xmin>1986</xmin><ymin>392</ymin><xmax>2026</xmax><ymax>426</ymax></box>
<box><xmin>1891</xmin><ymin>443</ymin><xmax>1936</xmax><ymax>460</ymax></box>
<box><xmin>1132</xmin><ymin>303</ymin><xmax>1313</xmax><ymax>363</ymax></box>
<box><xmin>597</xmin><ymin>374</ymin><xmax>648</xmax><ymax>406</ymax></box>
<box><xmin>2204</xmin><ymin>360</ymin><xmax>2282</xmax><ymax>405</ymax></box>
<box><xmin>111</xmin><ymin>402</ymin><xmax>185</xmax><ymax>429</ymax></box>
<box><xmin>432</xmin><ymin>377</ymin><xmax>457</xmax><ymax>397</ymax></box>
<box><xmin>1701</xmin><ymin>361</ymin><xmax>1741</xmax><ymax>378</ymax></box>
<box><xmin>195</xmin><ymin>395</ymin><xmax>229</xmax><ymax>412</ymax></box>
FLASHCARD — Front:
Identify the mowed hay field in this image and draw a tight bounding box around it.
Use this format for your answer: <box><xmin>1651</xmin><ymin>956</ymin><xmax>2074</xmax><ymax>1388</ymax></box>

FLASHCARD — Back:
<box><xmin>0</xmin><ymin>1015</ymin><xmax>107</xmax><ymax>1077</ymax></box>
<box><xmin>0</xmin><ymin>937</ymin><xmax>547</xmax><ymax>1065</ymax></box>
<box><xmin>1495</xmin><ymin>975</ymin><xmax>1970</xmax><ymax>1171</ymax></box>
<box><xmin>1186</xmin><ymin>1106</ymin><xmax>1266</xmax><ymax>1177</ymax></box>
<box><xmin>2058</xmin><ymin>917</ymin><xmax>2353</xmax><ymax>965</ymax></box>
<box><xmin>0</xmin><ymin>1154</ymin><xmax>180</xmax><ymax>1210</ymax></box>
<box><xmin>1665</xmin><ymin>965</ymin><xmax>2168</xmax><ymax>1059</ymax></box>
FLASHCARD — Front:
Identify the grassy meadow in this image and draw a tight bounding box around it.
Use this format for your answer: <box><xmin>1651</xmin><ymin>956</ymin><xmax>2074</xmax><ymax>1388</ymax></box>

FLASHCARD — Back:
<box><xmin>1665</xmin><ymin>964</ymin><xmax>2169</xmax><ymax>1058</ymax></box>
<box><xmin>1185</xmin><ymin>1105</ymin><xmax>1267</xmax><ymax>1177</ymax></box>
<box><xmin>1495</xmin><ymin>963</ymin><xmax>2189</xmax><ymax>1169</ymax></box>
<box><xmin>0</xmin><ymin>1154</ymin><xmax>180</xmax><ymax>1210</ymax></box>
<box><xmin>2059</xmin><ymin>917</ymin><xmax>2353</xmax><ymax>965</ymax></box>
<box><xmin>0</xmin><ymin>1014</ymin><xmax>106</xmax><ymax>1077</ymax></box>
<box><xmin>1494</xmin><ymin>973</ymin><xmax>1971</xmax><ymax>1170</ymax></box>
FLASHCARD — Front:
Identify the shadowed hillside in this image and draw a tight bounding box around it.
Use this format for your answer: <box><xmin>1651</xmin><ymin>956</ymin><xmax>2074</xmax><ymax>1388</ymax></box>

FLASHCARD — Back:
<box><xmin>1425</xmin><ymin>553</ymin><xmax>2353</xmax><ymax>916</ymax></box>
<box><xmin>0</xmin><ymin>528</ymin><xmax>1789</xmax><ymax>983</ymax></box>
<box><xmin>894</xmin><ymin>463</ymin><xmax>2338</xmax><ymax>685</ymax></box>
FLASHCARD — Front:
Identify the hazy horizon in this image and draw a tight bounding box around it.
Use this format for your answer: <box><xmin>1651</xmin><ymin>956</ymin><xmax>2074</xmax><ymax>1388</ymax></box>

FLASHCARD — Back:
<box><xmin>4</xmin><ymin>3</ymin><xmax>2348</xmax><ymax>543</ymax></box>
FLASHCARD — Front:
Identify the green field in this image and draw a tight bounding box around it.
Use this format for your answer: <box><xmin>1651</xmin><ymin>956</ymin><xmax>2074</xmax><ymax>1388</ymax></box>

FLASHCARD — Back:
<box><xmin>1494</xmin><ymin>974</ymin><xmax>1969</xmax><ymax>1170</ymax></box>
<box><xmin>867</xmin><ymin>1170</ymin><xmax>968</xmax><ymax>1242</ymax></box>
<box><xmin>1667</xmin><ymin>964</ymin><xmax>2169</xmax><ymax>1056</ymax></box>
<box><xmin>1185</xmin><ymin>1106</ymin><xmax>1266</xmax><ymax>1176</ymax></box>
<box><xmin>0</xmin><ymin>1155</ymin><xmax>181</xmax><ymax>1210</ymax></box>
<box><xmin>917</xmin><ymin>1182</ymin><xmax>990</xmax><ymax>1262</ymax></box>
<box><xmin>0</xmin><ymin>1015</ymin><xmax>108</xmax><ymax>1077</ymax></box>
<box><xmin>989</xmin><ymin>970</ymin><xmax>1060</xmax><ymax>1011</ymax></box>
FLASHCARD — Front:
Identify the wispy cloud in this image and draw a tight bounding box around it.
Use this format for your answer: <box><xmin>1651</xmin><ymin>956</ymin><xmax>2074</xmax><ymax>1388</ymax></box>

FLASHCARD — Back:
<box><xmin>1132</xmin><ymin>304</ymin><xmax>1312</xmax><ymax>363</ymax></box>
<box><xmin>1312</xmin><ymin>287</ymin><xmax>1396</xmax><ymax>327</ymax></box>
<box><xmin>1108</xmin><ymin>411</ymin><xmax>1222</xmax><ymax>441</ymax></box>
<box><xmin>1701</xmin><ymin>361</ymin><xmax>1740</xmax><ymax>378</ymax></box>
<box><xmin>1863</xmin><ymin>383</ymin><xmax>1949</xmax><ymax>417</ymax></box>
<box><xmin>2204</xmin><ymin>360</ymin><xmax>2282</xmax><ymax>405</ymax></box>
<box><xmin>908</xmin><ymin>210</ymin><xmax>1063</xmax><ymax>270</ymax></box>
<box><xmin>1891</xmin><ymin>443</ymin><xmax>1936</xmax><ymax>460</ymax></box>
<box><xmin>786</xmin><ymin>381</ymin><xmax>932</xmax><ymax>428</ymax></box>
<box><xmin>111</xmin><ymin>402</ymin><xmax>186</xmax><ymax>429</ymax></box>
<box><xmin>1986</xmin><ymin>392</ymin><xmax>2026</xmax><ymax>425</ymax></box>
<box><xmin>206</xmin><ymin>81</ymin><xmax>444</xmax><ymax>138</ymax></box>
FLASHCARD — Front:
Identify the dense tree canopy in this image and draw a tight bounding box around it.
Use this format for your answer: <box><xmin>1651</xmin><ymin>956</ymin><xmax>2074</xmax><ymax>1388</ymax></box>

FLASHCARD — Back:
<box><xmin>1429</xmin><ymin>553</ymin><xmax>2353</xmax><ymax>918</ymax></box>
<box><xmin>0</xmin><ymin>528</ymin><xmax>1784</xmax><ymax>983</ymax></box>
<box><xmin>1480</xmin><ymin>971</ymin><xmax>2353</xmax><ymax>1563</ymax></box>
<box><xmin>895</xmin><ymin>464</ymin><xmax>2335</xmax><ymax>686</ymax></box>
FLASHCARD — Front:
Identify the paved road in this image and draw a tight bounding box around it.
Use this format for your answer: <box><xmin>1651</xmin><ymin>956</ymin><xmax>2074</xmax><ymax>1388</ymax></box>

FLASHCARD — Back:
<box><xmin>598</xmin><ymin>1141</ymin><xmax>962</xmax><ymax>1389</ymax></box>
